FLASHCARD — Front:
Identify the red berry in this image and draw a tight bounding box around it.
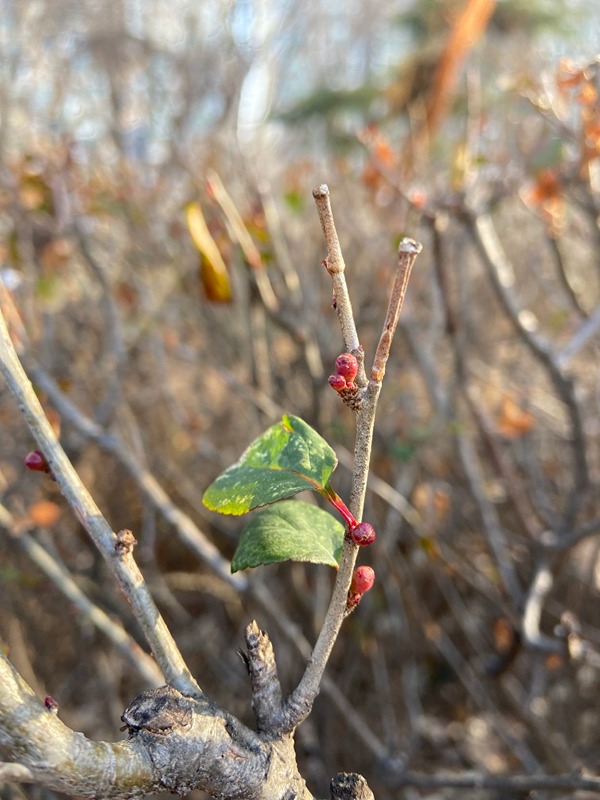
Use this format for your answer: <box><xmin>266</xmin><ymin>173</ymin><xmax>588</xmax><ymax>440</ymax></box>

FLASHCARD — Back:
<box><xmin>335</xmin><ymin>353</ymin><xmax>358</xmax><ymax>384</ymax></box>
<box><xmin>350</xmin><ymin>522</ymin><xmax>376</xmax><ymax>546</ymax></box>
<box><xmin>25</xmin><ymin>450</ymin><xmax>49</xmax><ymax>473</ymax></box>
<box><xmin>328</xmin><ymin>374</ymin><xmax>347</xmax><ymax>392</ymax></box>
<box><xmin>350</xmin><ymin>565</ymin><xmax>375</xmax><ymax>595</ymax></box>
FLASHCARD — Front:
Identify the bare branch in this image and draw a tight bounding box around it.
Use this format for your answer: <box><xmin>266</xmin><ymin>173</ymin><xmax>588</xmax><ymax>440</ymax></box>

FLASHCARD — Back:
<box><xmin>283</xmin><ymin>188</ymin><xmax>422</xmax><ymax>732</ymax></box>
<box><xmin>0</xmin><ymin>304</ymin><xmax>200</xmax><ymax>696</ymax></box>
<box><xmin>454</xmin><ymin>428</ymin><xmax>524</xmax><ymax>605</ymax></box>
<box><xmin>522</xmin><ymin>560</ymin><xmax>565</xmax><ymax>653</ymax></box>
<box><xmin>0</xmin><ymin>503</ymin><xmax>163</xmax><ymax>687</ymax></box>
<box><xmin>0</xmin><ymin>652</ymin><xmax>156</xmax><ymax>798</ymax></box>
<box><xmin>312</xmin><ymin>185</ymin><xmax>361</xmax><ymax>359</ymax></box>
<box><xmin>0</xmin><ymin>651</ymin><xmax>297</xmax><ymax>800</ymax></box>
<box><xmin>20</xmin><ymin>358</ymin><xmax>247</xmax><ymax>595</ymax></box>
<box><xmin>388</xmin><ymin>770</ymin><xmax>600</xmax><ymax>793</ymax></box>
<box><xmin>467</xmin><ymin>211</ymin><xmax>589</xmax><ymax>530</ymax></box>
<box><xmin>370</xmin><ymin>238</ymin><xmax>423</xmax><ymax>383</ymax></box>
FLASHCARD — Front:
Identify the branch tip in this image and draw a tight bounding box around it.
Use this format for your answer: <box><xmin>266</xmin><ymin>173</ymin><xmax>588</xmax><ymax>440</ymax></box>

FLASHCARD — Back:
<box><xmin>399</xmin><ymin>237</ymin><xmax>423</xmax><ymax>255</ymax></box>
<box><xmin>312</xmin><ymin>184</ymin><xmax>330</xmax><ymax>198</ymax></box>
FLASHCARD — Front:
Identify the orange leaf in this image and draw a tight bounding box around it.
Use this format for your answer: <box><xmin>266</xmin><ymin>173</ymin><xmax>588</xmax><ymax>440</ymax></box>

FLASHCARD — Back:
<box><xmin>526</xmin><ymin>168</ymin><xmax>561</xmax><ymax>205</ymax></box>
<box><xmin>497</xmin><ymin>396</ymin><xmax>535</xmax><ymax>438</ymax></box>
<box><xmin>492</xmin><ymin>618</ymin><xmax>514</xmax><ymax>652</ymax></box>
<box><xmin>523</xmin><ymin>169</ymin><xmax>565</xmax><ymax>236</ymax></box>
<box><xmin>556</xmin><ymin>58</ymin><xmax>585</xmax><ymax>93</ymax></box>
<box><xmin>545</xmin><ymin>652</ymin><xmax>563</xmax><ymax>671</ymax></box>
<box><xmin>185</xmin><ymin>202</ymin><xmax>232</xmax><ymax>303</ymax></box>
<box><xmin>373</xmin><ymin>134</ymin><xmax>396</xmax><ymax>167</ymax></box>
<box><xmin>28</xmin><ymin>500</ymin><xmax>61</xmax><ymax>528</ymax></box>
<box><xmin>577</xmin><ymin>81</ymin><xmax>598</xmax><ymax>107</ymax></box>
<box><xmin>425</xmin><ymin>0</ymin><xmax>496</xmax><ymax>137</ymax></box>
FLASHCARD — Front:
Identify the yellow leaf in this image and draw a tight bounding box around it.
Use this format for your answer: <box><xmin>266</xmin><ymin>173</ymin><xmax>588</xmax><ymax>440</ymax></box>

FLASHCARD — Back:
<box><xmin>28</xmin><ymin>500</ymin><xmax>61</xmax><ymax>528</ymax></box>
<box><xmin>206</xmin><ymin>171</ymin><xmax>263</xmax><ymax>270</ymax></box>
<box><xmin>185</xmin><ymin>202</ymin><xmax>232</xmax><ymax>303</ymax></box>
<box><xmin>206</xmin><ymin>171</ymin><xmax>278</xmax><ymax>312</ymax></box>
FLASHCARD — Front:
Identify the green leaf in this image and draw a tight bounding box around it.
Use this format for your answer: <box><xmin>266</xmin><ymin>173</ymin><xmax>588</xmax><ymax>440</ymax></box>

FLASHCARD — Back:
<box><xmin>203</xmin><ymin>415</ymin><xmax>338</xmax><ymax>515</ymax></box>
<box><xmin>231</xmin><ymin>501</ymin><xmax>344</xmax><ymax>573</ymax></box>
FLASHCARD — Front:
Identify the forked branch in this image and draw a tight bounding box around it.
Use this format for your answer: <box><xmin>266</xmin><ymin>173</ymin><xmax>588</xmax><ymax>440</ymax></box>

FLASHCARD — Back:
<box><xmin>283</xmin><ymin>186</ymin><xmax>422</xmax><ymax>731</ymax></box>
<box><xmin>0</xmin><ymin>303</ymin><xmax>200</xmax><ymax>697</ymax></box>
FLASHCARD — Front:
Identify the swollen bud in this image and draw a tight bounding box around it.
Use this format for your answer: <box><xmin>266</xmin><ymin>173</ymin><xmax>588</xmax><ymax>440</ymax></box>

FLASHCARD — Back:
<box><xmin>346</xmin><ymin>565</ymin><xmax>376</xmax><ymax>611</ymax></box>
<box><xmin>350</xmin><ymin>565</ymin><xmax>375</xmax><ymax>595</ymax></box>
<box><xmin>328</xmin><ymin>374</ymin><xmax>347</xmax><ymax>392</ymax></box>
<box><xmin>335</xmin><ymin>353</ymin><xmax>358</xmax><ymax>386</ymax></box>
<box><xmin>350</xmin><ymin>521</ymin><xmax>376</xmax><ymax>546</ymax></box>
<box><xmin>24</xmin><ymin>450</ymin><xmax>55</xmax><ymax>481</ymax></box>
<box><xmin>44</xmin><ymin>695</ymin><xmax>59</xmax><ymax>714</ymax></box>
<box><xmin>25</xmin><ymin>450</ymin><xmax>50</xmax><ymax>473</ymax></box>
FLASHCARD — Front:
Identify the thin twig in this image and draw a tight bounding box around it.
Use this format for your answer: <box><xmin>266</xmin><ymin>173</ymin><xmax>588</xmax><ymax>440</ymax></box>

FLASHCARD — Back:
<box><xmin>370</xmin><ymin>239</ymin><xmax>423</xmax><ymax>384</ymax></box>
<box><xmin>467</xmin><ymin>211</ymin><xmax>589</xmax><ymax>532</ymax></box>
<box><xmin>546</xmin><ymin>234</ymin><xmax>588</xmax><ymax>318</ymax></box>
<box><xmin>21</xmin><ymin>360</ymin><xmax>247</xmax><ymax>595</ymax></box>
<box><xmin>455</xmin><ymin>425</ymin><xmax>524</xmax><ymax>605</ymax></box>
<box><xmin>387</xmin><ymin>770</ymin><xmax>600</xmax><ymax>793</ymax></box>
<box><xmin>249</xmin><ymin>582</ymin><xmax>388</xmax><ymax>760</ymax></box>
<box><xmin>543</xmin><ymin>514</ymin><xmax>600</xmax><ymax>550</ymax></box>
<box><xmin>5</xmin><ymin>331</ymin><xmax>386</xmax><ymax>758</ymax></box>
<box><xmin>349</xmin><ymin>240</ymin><xmax>421</xmax><ymax>521</ymax></box>
<box><xmin>521</xmin><ymin>559</ymin><xmax>564</xmax><ymax>653</ymax></box>
<box><xmin>0</xmin><ymin>503</ymin><xmax>163</xmax><ymax>687</ymax></box>
<box><xmin>312</xmin><ymin>185</ymin><xmax>361</xmax><ymax>360</ymax></box>
<box><xmin>0</xmin><ymin>304</ymin><xmax>200</xmax><ymax>697</ymax></box>
<box><xmin>73</xmin><ymin>220</ymin><xmax>127</xmax><ymax>427</ymax></box>
<box><xmin>557</xmin><ymin>302</ymin><xmax>600</xmax><ymax>368</ymax></box>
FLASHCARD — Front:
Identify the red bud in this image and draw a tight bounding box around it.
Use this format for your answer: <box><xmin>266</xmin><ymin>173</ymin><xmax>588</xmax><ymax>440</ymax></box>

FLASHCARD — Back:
<box><xmin>350</xmin><ymin>565</ymin><xmax>375</xmax><ymax>595</ymax></box>
<box><xmin>350</xmin><ymin>522</ymin><xmax>376</xmax><ymax>546</ymax></box>
<box><xmin>25</xmin><ymin>450</ymin><xmax>50</xmax><ymax>473</ymax></box>
<box><xmin>328</xmin><ymin>374</ymin><xmax>347</xmax><ymax>392</ymax></box>
<box><xmin>335</xmin><ymin>353</ymin><xmax>358</xmax><ymax>384</ymax></box>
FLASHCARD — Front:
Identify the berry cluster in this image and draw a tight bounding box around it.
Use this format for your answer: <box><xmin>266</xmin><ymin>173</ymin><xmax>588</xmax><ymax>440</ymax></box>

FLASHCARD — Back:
<box><xmin>328</xmin><ymin>352</ymin><xmax>358</xmax><ymax>392</ymax></box>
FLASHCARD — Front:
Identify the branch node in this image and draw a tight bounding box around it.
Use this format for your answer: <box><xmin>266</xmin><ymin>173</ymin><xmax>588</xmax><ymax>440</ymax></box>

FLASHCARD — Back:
<box><xmin>114</xmin><ymin>528</ymin><xmax>138</xmax><ymax>556</ymax></box>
